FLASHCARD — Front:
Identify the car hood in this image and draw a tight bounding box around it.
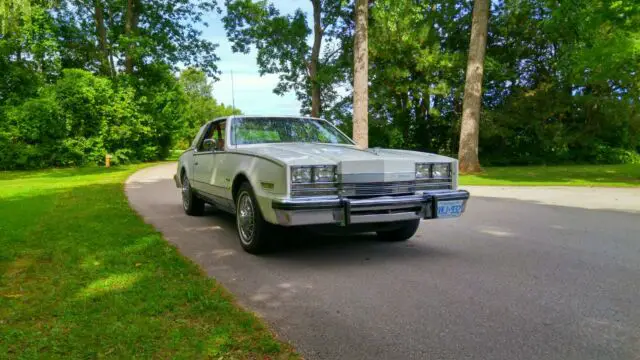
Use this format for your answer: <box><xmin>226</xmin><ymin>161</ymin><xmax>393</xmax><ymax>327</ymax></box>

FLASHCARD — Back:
<box><xmin>232</xmin><ymin>143</ymin><xmax>455</xmax><ymax>181</ymax></box>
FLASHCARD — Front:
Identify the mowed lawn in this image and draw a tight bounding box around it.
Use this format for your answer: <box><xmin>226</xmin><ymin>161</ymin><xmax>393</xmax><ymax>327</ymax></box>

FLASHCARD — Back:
<box><xmin>0</xmin><ymin>165</ymin><xmax>297</xmax><ymax>359</ymax></box>
<box><xmin>460</xmin><ymin>164</ymin><xmax>640</xmax><ymax>187</ymax></box>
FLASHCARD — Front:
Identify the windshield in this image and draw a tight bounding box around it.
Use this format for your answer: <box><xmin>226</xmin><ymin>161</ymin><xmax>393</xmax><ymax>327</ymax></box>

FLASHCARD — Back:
<box><xmin>231</xmin><ymin>117</ymin><xmax>354</xmax><ymax>145</ymax></box>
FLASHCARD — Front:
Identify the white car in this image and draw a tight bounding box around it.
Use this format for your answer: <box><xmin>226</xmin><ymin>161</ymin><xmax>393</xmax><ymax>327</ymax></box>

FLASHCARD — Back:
<box><xmin>175</xmin><ymin>116</ymin><xmax>469</xmax><ymax>253</ymax></box>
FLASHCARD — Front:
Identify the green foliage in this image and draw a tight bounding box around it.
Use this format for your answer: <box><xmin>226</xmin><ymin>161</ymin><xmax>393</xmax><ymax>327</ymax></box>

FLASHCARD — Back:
<box><xmin>222</xmin><ymin>0</ymin><xmax>639</xmax><ymax>165</ymax></box>
<box><xmin>176</xmin><ymin>67</ymin><xmax>240</xmax><ymax>149</ymax></box>
<box><xmin>380</xmin><ymin>0</ymin><xmax>638</xmax><ymax>163</ymax></box>
<box><xmin>223</xmin><ymin>0</ymin><xmax>312</xmax><ymax>99</ymax></box>
<box><xmin>0</xmin><ymin>67</ymin><xmax>235</xmax><ymax>169</ymax></box>
<box><xmin>223</xmin><ymin>0</ymin><xmax>353</xmax><ymax>114</ymax></box>
<box><xmin>0</xmin><ymin>0</ymin><xmax>229</xmax><ymax>169</ymax></box>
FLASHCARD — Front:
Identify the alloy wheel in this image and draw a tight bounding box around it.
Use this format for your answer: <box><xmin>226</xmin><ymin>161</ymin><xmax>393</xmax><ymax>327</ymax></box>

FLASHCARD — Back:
<box><xmin>182</xmin><ymin>176</ymin><xmax>190</xmax><ymax>211</ymax></box>
<box><xmin>237</xmin><ymin>192</ymin><xmax>256</xmax><ymax>245</ymax></box>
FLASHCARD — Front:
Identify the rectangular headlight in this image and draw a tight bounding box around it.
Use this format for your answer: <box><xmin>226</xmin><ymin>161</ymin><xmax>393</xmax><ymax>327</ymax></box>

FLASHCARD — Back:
<box><xmin>291</xmin><ymin>167</ymin><xmax>312</xmax><ymax>183</ymax></box>
<box><xmin>432</xmin><ymin>163</ymin><xmax>451</xmax><ymax>179</ymax></box>
<box><xmin>291</xmin><ymin>165</ymin><xmax>336</xmax><ymax>184</ymax></box>
<box><xmin>416</xmin><ymin>163</ymin><xmax>431</xmax><ymax>179</ymax></box>
<box><xmin>313</xmin><ymin>165</ymin><xmax>336</xmax><ymax>183</ymax></box>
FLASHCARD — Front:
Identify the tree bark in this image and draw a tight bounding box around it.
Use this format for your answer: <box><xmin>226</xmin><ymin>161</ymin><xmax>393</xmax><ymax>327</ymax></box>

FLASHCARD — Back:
<box><xmin>124</xmin><ymin>0</ymin><xmax>139</xmax><ymax>74</ymax></box>
<box><xmin>309</xmin><ymin>0</ymin><xmax>322</xmax><ymax>117</ymax></box>
<box><xmin>352</xmin><ymin>0</ymin><xmax>369</xmax><ymax>149</ymax></box>
<box><xmin>94</xmin><ymin>0</ymin><xmax>111</xmax><ymax>76</ymax></box>
<box><xmin>458</xmin><ymin>0</ymin><xmax>489</xmax><ymax>173</ymax></box>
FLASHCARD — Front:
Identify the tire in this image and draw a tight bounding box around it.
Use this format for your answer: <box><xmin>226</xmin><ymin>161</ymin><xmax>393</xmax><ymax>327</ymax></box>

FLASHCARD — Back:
<box><xmin>181</xmin><ymin>173</ymin><xmax>205</xmax><ymax>216</ymax></box>
<box><xmin>235</xmin><ymin>182</ymin><xmax>270</xmax><ymax>254</ymax></box>
<box><xmin>376</xmin><ymin>219</ymin><xmax>420</xmax><ymax>242</ymax></box>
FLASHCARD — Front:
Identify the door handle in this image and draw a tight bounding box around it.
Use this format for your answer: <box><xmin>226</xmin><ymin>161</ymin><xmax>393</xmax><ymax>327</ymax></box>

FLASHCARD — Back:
<box><xmin>194</xmin><ymin>162</ymin><xmax>199</xmax><ymax>166</ymax></box>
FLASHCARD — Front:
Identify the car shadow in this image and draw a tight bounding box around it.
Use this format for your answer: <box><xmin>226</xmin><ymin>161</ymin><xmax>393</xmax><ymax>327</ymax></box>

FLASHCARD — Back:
<box><xmin>126</xmin><ymin>175</ymin><xmax>456</xmax><ymax>269</ymax></box>
<box><xmin>202</xmin><ymin>204</ymin><xmax>454</xmax><ymax>264</ymax></box>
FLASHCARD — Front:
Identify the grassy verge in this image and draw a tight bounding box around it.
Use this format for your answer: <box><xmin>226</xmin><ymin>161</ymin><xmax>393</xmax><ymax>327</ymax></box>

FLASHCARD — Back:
<box><xmin>459</xmin><ymin>164</ymin><xmax>640</xmax><ymax>187</ymax></box>
<box><xmin>0</xmin><ymin>165</ymin><xmax>297</xmax><ymax>359</ymax></box>
<box><xmin>167</xmin><ymin>149</ymin><xmax>184</xmax><ymax>161</ymax></box>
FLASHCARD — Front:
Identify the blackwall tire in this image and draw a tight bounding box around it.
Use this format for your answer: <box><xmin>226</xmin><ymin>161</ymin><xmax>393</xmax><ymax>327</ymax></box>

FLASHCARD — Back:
<box><xmin>181</xmin><ymin>174</ymin><xmax>205</xmax><ymax>216</ymax></box>
<box><xmin>236</xmin><ymin>182</ymin><xmax>270</xmax><ymax>254</ymax></box>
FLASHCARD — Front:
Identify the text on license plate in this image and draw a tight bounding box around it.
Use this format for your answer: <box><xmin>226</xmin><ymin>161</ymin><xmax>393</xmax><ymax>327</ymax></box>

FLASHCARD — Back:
<box><xmin>437</xmin><ymin>200</ymin><xmax>464</xmax><ymax>218</ymax></box>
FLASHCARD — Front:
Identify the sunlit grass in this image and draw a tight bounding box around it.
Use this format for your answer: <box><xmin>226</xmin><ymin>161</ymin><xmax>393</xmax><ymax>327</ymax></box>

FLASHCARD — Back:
<box><xmin>460</xmin><ymin>164</ymin><xmax>640</xmax><ymax>187</ymax></box>
<box><xmin>0</xmin><ymin>164</ymin><xmax>298</xmax><ymax>359</ymax></box>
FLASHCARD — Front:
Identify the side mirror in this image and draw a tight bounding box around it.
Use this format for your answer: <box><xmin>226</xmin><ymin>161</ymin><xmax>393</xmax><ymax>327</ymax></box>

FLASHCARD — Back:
<box><xmin>203</xmin><ymin>139</ymin><xmax>215</xmax><ymax>151</ymax></box>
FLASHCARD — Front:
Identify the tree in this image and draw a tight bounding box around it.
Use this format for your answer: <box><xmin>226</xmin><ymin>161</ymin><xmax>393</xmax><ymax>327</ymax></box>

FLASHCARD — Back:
<box><xmin>458</xmin><ymin>0</ymin><xmax>489</xmax><ymax>173</ymax></box>
<box><xmin>176</xmin><ymin>68</ymin><xmax>240</xmax><ymax>147</ymax></box>
<box><xmin>0</xmin><ymin>0</ymin><xmax>228</xmax><ymax>169</ymax></box>
<box><xmin>352</xmin><ymin>0</ymin><xmax>368</xmax><ymax>148</ymax></box>
<box><xmin>93</xmin><ymin>0</ymin><xmax>111</xmax><ymax>76</ymax></box>
<box><xmin>223</xmin><ymin>0</ymin><xmax>350</xmax><ymax>117</ymax></box>
<box><xmin>52</xmin><ymin>0</ymin><xmax>220</xmax><ymax>76</ymax></box>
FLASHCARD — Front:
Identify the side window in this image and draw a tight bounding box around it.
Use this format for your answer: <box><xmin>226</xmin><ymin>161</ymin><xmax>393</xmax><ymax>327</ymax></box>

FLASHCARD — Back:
<box><xmin>196</xmin><ymin>120</ymin><xmax>226</xmax><ymax>152</ymax></box>
<box><xmin>191</xmin><ymin>124</ymin><xmax>207</xmax><ymax>149</ymax></box>
<box><xmin>215</xmin><ymin>121</ymin><xmax>226</xmax><ymax>151</ymax></box>
<box><xmin>197</xmin><ymin>122</ymin><xmax>216</xmax><ymax>152</ymax></box>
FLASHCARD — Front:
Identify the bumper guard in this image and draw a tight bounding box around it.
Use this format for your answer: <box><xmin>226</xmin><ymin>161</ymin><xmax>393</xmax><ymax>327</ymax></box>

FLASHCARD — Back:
<box><xmin>271</xmin><ymin>190</ymin><xmax>470</xmax><ymax>226</ymax></box>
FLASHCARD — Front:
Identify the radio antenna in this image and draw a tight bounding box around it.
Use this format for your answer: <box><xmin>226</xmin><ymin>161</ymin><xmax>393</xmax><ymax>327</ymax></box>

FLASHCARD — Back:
<box><xmin>231</xmin><ymin>70</ymin><xmax>236</xmax><ymax>112</ymax></box>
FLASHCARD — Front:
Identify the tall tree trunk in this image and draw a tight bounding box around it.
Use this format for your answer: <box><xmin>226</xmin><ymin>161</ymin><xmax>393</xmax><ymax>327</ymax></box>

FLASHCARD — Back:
<box><xmin>352</xmin><ymin>0</ymin><xmax>369</xmax><ymax>149</ymax></box>
<box><xmin>124</xmin><ymin>0</ymin><xmax>139</xmax><ymax>74</ymax></box>
<box><xmin>458</xmin><ymin>0</ymin><xmax>489</xmax><ymax>173</ymax></box>
<box><xmin>107</xmin><ymin>7</ymin><xmax>117</xmax><ymax>75</ymax></box>
<box><xmin>309</xmin><ymin>0</ymin><xmax>322</xmax><ymax>117</ymax></box>
<box><xmin>94</xmin><ymin>0</ymin><xmax>110</xmax><ymax>76</ymax></box>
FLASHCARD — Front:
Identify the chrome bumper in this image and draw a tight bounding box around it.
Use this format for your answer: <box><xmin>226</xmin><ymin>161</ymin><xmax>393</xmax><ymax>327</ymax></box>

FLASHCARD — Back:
<box><xmin>271</xmin><ymin>190</ymin><xmax>469</xmax><ymax>226</ymax></box>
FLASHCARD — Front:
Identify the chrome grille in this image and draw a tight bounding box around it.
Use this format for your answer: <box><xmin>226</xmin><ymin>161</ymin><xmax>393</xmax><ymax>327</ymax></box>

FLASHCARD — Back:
<box><xmin>342</xmin><ymin>180</ymin><xmax>451</xmax><ymax>197</ymax></box>
<box><xmin>291</xmin><ymin>180</ymin><xmax>452</xmax><ymax>198</ymax></box>
<box><xmin>291</xmin><ymin>183</ymin><xmax>338</xmax><ymax>197</ymax></box>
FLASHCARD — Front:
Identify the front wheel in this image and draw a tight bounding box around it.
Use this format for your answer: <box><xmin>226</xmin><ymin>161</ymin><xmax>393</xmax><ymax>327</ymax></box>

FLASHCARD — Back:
<box><xmin>181</xmin><ymin>173</ymin><xmax>204</xmax><ymax>216</ymax></box>
<box><xmin>376</xmin><ymin>219</ymin><xmax>420</xmax><ymax>242</ymax></box>
<box><xmin>235</xmin><ymin>182</ymin><xmax>270</xmax><ymax>254</ymax></box>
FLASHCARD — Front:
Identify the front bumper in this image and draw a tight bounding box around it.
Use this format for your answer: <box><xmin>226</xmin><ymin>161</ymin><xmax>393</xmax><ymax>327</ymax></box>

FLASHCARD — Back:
<box><xmin>271</xmin><ymin>190</ymin><xmax>470</xmax><ymax>226</ymax></box>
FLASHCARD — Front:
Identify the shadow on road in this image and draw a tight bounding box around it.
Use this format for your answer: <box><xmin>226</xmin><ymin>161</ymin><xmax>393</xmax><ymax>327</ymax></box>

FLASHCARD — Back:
<box><xmin>200</xmin><ymin>204</ymin><xmax>455</xmax><ymax>266</ymax></box>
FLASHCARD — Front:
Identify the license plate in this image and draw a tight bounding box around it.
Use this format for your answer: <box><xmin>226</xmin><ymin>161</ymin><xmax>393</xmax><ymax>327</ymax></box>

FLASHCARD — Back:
<box><xmin>437</xmin><ymin>200</ymin><xmax>464</xmax><ymax>218</ymax></box>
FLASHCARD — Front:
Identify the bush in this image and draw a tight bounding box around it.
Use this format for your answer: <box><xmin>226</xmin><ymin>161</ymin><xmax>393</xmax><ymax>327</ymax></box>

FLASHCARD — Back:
<box><xmin>0</xmin><ymin>68</ymin><xmax>191</xmax><ymax>170</ymax></box>
<box><xmin>593</xmin><ymin>146</ymin><xmax>640</xmax><ymax>165</ymax></box>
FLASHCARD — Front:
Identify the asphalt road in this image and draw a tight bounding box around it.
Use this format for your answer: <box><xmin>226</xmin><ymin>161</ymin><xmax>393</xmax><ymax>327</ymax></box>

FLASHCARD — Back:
<box><xmin>126</xmin><ymin>163</ymin><xmax>640</xmax><ymax>360</ymax></box>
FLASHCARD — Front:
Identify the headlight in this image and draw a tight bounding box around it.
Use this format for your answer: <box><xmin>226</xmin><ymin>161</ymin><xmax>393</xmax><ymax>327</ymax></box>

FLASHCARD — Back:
<box><xmin>291</xmin><ymin>165</ymin><xmax>336</xmax><ymax>184</ymax></box>
<box><xmin>313</xmin><ymin>165</ymin><xmax>336</xmax><ymax>183</ymax></box>
<box><xmin>415</xmin><ymin>163</ymin><xmax>431</xmax><ymax>179</ymax></box>
<box><xmin>291</xmin><ymin>167</ymin><xmax>312</xmax><ymax>183</ymax></box>
<box><xmin>432</xmin><ymin>163</ymin><xmax>451</xmax><ymax>179</ymax></box>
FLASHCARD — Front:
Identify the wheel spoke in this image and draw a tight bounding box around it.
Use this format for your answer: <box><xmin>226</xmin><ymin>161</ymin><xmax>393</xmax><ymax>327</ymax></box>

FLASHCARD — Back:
<box><xmin>237</xmin><ymin>193</ymin><xmax>256</xmax><ymax>245</ymax></box>
<box><xmin>182</xmin><ymin>178</ymin><xmax>190</xmax><ymax>209</ymax></box>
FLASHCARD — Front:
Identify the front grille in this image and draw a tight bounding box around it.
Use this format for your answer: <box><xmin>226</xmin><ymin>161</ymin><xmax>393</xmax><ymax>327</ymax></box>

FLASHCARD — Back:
<box><xmin>342</xmin><ymin>181</ymin><xmax>414</xmax><ymax>196</ymax></box>
<box><xmin>291</xmin><ymin>180</ymin><xmax>452</xmax><ymax>198</ymax></box>
<box><xmin>342</xmin><ymin>180</ymin><xmax>451</xmax><ymax>197</ymax></box>
<box><xmin>291</xmin><ymin>183</ymin><xmax>338</xmax><ymax>197</ymax></box>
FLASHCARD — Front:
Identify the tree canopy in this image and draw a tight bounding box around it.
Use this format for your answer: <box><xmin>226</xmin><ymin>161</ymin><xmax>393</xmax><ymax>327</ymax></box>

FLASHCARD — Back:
<box><xmin>1</xmin><ymin>0</ymin><xmax>638</xmax><ymax>169</ymax></box>
<box><xmin>0</xmin><ymin>0</ymin><xmax>237</xmax><ymax>169</ymax></box>
<box><xmin>222</xmin><ymin>0</ymin><xmax>640</xmax><ymax>165</ymax></box>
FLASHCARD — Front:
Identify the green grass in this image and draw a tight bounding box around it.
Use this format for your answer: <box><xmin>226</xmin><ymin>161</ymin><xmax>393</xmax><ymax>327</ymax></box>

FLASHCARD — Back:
<box><xmin>0</xmin><ymin>165</ymin><xmax>298</xmax><ymax>359</ymax></box>
<box><xmin>460</xmin><ymin>164</ymin><xmax>640</xmax><ymax>187</ymax></box>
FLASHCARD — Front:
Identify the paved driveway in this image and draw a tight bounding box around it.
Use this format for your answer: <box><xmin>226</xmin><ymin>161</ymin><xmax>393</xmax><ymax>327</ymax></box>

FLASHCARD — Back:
<box><xmin>126</xmin><ymin>163</ymin><xmax>640</xmax><ymax>360</ymax></box>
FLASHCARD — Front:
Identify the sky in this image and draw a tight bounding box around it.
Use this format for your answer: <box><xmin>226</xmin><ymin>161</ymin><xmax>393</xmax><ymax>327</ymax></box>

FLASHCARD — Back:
<box><xmin>199</xmin><ymin>0</ymin><xmax>314</xmax><ymax>116</ymax></box>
